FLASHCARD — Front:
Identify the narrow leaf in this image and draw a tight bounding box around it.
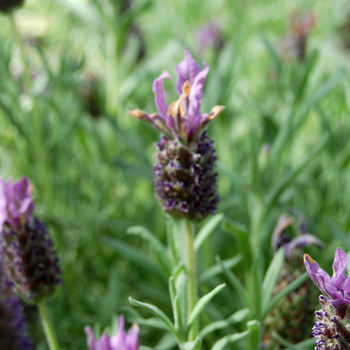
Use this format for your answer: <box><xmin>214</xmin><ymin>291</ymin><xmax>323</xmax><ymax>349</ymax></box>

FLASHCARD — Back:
<box><xmin>199</xmin><ymin>254</ymin><xmax>242</xmax><ymax>284</ymax></box>
<box><xmin>187</xmin><ymin>283</ymin><xmax>226</xmax><ymax>329</ymax></box>
<box><xmin>211</xmin><ymin>330</ymin><xmax>250</xmax><ymax>350</ymax></box>
<box><xmin>215</xmin><ymin>255</ymin><xmax>249</xmax><ymax>307</ymax></box>
<box><xmin>128</xmin><ymin>226</ymin><xmax>172</xmax><ymax>276</ymax></box>
<box><xmin>198</xmin><ymin>308</ymin><xmax>249</xmax><ymax>339</ymax></box>
<box><xmin>263</xmin><ymin>272</ymin><xmax>308</xmax><ymax>319</ymax></box>
<box><xmin>194</xmin><ymin>213</ymin><xmax>224</xmax><ymax>251</ymax></box>
<box><xmin>181</xmin><ymin>338</ymin><xmax>202</xmax><ymax>350</ymax></box>
<box><xmin>129</xmin><ymin>297</ymin><xmax>181</xmax><ymax>344</ymax></box>
<box><xmin>247</xmin><ymin>320</ymin><xmax>261</xmax><ymax>350</ymax></box>
<box><xmin>262</xmin><ymin>248</ymin><xmax>285</xmax><ymax>307</ymax></box>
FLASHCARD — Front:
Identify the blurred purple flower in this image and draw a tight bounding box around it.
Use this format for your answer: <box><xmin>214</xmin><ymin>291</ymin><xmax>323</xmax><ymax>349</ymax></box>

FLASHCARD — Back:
<box><xmin>279</xmin><ymin>12</ymin><xmax>315</xmax><ymax>62</ymax></box>
<box><xmin>85</xmin><ymin>315</ymin><xmax>139</xmax><ymax>350</ymax></box>
<box><xmin>0</xmin><ymin>177</ymin><xmax>61</xmax><ymax>302</ymax></box>
<box><xmin>0</xmin><ymin>177</ymin><xmax>35</xmax><ymax>232</ymax></box>
<box><xmin>271</xmin><ymin>213</ymin><xmax>323</xmax><ymax>260</ymax></box>
<box><xmin>128</xmin><ymin>49</ymin><xmax>224</xmax><ymax>145</ymax></box>
<box><xmin>195</xmin><ymin>21</ymin><xmax>223</xmax><ymax>52</ymax></box>
<box><xmin>304</xmin><ymin>248</ymin><xmax>350</xmax><ymax>309</ymax></box>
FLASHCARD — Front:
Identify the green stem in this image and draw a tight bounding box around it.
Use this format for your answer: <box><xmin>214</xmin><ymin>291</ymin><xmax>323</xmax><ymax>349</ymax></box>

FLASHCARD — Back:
<box><xmin>185</xmin><ymin>219</ymin><xmax>197</xmax><ymax>341</ymax></box>
<box><xmin>38</xmin><ymin>301</ymin><xmax>60</xmax><ymax>350</ymax></box>
<box><xmin>9</xmin><ymin>14</ymin><xmax>31</xmax><ymax>90</ymax></box>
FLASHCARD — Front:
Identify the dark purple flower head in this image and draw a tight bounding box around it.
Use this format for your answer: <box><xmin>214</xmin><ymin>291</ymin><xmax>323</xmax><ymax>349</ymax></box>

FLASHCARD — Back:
<box><xmin>0</xmin><ymin>263</ymin><xmax>33</xmax><ymax>350</ymax></box>
<box><xmin>128</xmin><ymin>49</ymin><xmax>224</xmax><ymax>145</ymax></box>
<box><xmin>0</xmin><ymin>177</ymin><xmax>35</xmax><ymax>233</ymax></box>
<box><xmin>0</xmin><ymin>177</ymin><xmax>61</xmax><ymax>302</ymax></box>
<box><xmin>304</xmin><ymin>248</ymin><xmax>350</xmax><ymax>309</ymax></box>
<box><xmin>85</xmin><ymin>315</ymin><xmax>139</xmax><ymax>350</ymax></box>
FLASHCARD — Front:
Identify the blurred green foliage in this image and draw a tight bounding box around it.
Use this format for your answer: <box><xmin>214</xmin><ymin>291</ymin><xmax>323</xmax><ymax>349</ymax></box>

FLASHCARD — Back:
<box><xmin>1</xmin><ymin>0</ymin><xmax>350</xmax><ymax>349</ymax></box>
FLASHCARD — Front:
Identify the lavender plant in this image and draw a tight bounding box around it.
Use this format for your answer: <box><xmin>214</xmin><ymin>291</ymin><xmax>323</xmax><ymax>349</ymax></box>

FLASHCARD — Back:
<box><xmin>304</xmin><ymin>248</ymin><xmax>350</xmax><ymax>350</ymax></box>
<box><xmin>0</xmin><ymin>176</ymin><xmax>61</xmax><ymax>350</ymax></box>
<box><xmin>129</xmin><ymin>49</ymin><xmax>223</xmax><ymax>222</ymax></box>
<box><xmin>127</xmin><ymin>50</ymin><xmax>229</xmax><ymax>348</ymax></box>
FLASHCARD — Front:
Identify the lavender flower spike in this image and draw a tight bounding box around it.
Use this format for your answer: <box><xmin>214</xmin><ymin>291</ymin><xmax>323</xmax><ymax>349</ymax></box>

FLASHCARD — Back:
<box><xmin>85</xmin><ymin>315</ymin><xmax>139</xmax><ymax>350</ymax></box>
<box><xmin>0</xmin><ymin>176</ymin><xmax>61</xmax><ymax>302</ymax></box>
<box><xmin>129</xmin><ymin>50</ymin><xmax>222</xmax><ymax>221</ymax></box>
<box><xmin>304</xmin><ymin>248</ymin><xmax>350</xmax><ymax>349</ymax></box>
<box><xmin>128</xmin><ymin>49</ymin><xmax>224</xmax><ymax>145</ymax></box>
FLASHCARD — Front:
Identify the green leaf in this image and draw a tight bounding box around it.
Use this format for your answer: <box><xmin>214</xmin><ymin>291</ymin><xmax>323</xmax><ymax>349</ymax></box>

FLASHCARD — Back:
<box><xmin>247</xmin><ymin>320</ymin><xmax>261</xmax><ymax>350</ymax></box>
<box><xmin>262</xmin><ymin>248</ymin><xmax>285</xmax><ymax>307</ymax></box>
<box><xmin>198</xmin><ymin>308</ymin><xmax>249</xmax><ymax>339</ymax></box>
<box><xmin>194</xmin><ymin>213</ymin><xmax>224</xmax><ymax>251</ymax></box>
<box><xmin>187</xmin><ymin>283</ymin><xmax>226</xmax><ymax>330</ymax></box>
<box><xmin>215</xmin><ymin>255</ymin><xmax>249</xmax><ymax>307</ymax></box>
<box><xmin>272</xmin><ymin>331</ymin><xmax>314</xmax><ymax>350</ymax></box>
<box><xmin>199</xmin><ymin>254</ymin><xmax>242</xmax><ymax>284</ymax></box>
<box><xmin>102</xmin><ymin>236</ymin><xmax>165</xmax><ymax>280</ymax></box>
<box><xmin>223</xmin><ymin>220</ymin><xmax>251</xmax><ymax>269</ymax></box>
<box><xmin>181</xmin><ymin>338</ymin><xmax>202</xmax><ymax>350</ymax></box>
<box><xmin>263</xmin><ymin>272</ymin><xmax>308</xmax><ymax>319</ymax></box>
<box><xmin>129</xmin><ymin>297</ymin><xmax>181</xmax><ymax>344</ymax></box>
<box><xmin>324</xmin><ymin>217</ymin><xmax>350</xmax><ymax>250</ymax></box>
<box><xmin>250</xmin><ymin>255</ymin><xmax>263</xmax><ymax>321</ymax></box>
<box><xmin>211</xmin><ymin>330</ymin><xmax>250</xmax><ymax>350</ymax></box>
<box><xmin>266</xmin><ymin>136</ymin><xmax>327</xmax><ymax>215</ymax></box>
<box><xmin>127</xmin><ymin>226</ymin><xmax>172</xmax><ymax>276</ymax></box>
<box><xmin>261</xmin><ymin>34</ymin><xmax>282</xmax><ymax>74</ymax></box>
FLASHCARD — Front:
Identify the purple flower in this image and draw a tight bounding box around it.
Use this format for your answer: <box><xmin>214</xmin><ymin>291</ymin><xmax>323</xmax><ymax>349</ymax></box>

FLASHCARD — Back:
<box><xmin>85</xmin><ymin>315</ymin><xmax>139</xmax><ymax>350</ymax></box>
<box><xmin>128</xmin><ymin>49</ymin><xmax>224</xmax><ymax>145</ymax></box>
<box><xmin>271</xmin><ymin>213</ymin><xmax>323</xmax><ymax>260</ymax></box>
<box><xmin>0</xmin><ymin>262</ymin><xmax>33</xmax><ymax>350</ymax></box>
<box><xmin>0</xmin><ymin>177</ymin><xmax>61</xmax><ymax>302</ymax></box>
<box><xmin>195</xmin><ymin>21</ymin><xmax>224</xmax><ymax>52</ymax></box>
<box><xmin>304</xmin><ymin>248</ymin><xmax>350</xmax><ymax>309</ymax></box>
<box><xmin>0</xmin><ymin>177</ymin><xmax>35</xmax><ymax>232</ymax></box>
<box><xmin>128</xmin><ymin>51</ymin><xmax>221</xmax><ymax>221</ymax></box>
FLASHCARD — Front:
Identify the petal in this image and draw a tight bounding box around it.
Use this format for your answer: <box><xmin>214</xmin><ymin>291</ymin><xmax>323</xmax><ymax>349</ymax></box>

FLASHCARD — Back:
<box><xmin>152</xmin><ymin>71</ymin><xmax>170</xmax><ymax>118</ymax></box>
<box><xmin>110</xmin><ymin>315</ymin><xmax>126</xmax><ymax>350</ymax></box>
<box><xmin>285</xmin><ymin>234</ymin><xmax>323</xmax><ymax>259</ymax></box>
<box><xmin>125</xmin><ymin>323</ymin><xmax>139</xmax><ymax>350</ymax></box>
<box><xmin>175</xmin><ymin>49</ymin><xmax>201</xmax><ymax>95</ymax></box>
<box><xmin>84</xmin><ymin>326</ymin><xmax>98</xmax><ymax>350</ymax></box>
<box><xmin>331</xmin><ymin>248</ymin><xmax>348</xmax><ymax>288</ymax></box>
<box><xmin>187</xmin><ymin>63</ymin><xmax>209</xmax><ymax>122</ymax></box>
<box><xmin>271</xmin><ymin>214</ymin><xmax>293</xmax><ymax>252</ymax></box>
<box><xmin>304</xmin><ymin>254</ymin><xmax>332</xmax><ymax>297</ymax></box>
<box><xmin>98</xmin><ymin>333</ymin><xmax>111</xmax><ymax>350</ymax></box>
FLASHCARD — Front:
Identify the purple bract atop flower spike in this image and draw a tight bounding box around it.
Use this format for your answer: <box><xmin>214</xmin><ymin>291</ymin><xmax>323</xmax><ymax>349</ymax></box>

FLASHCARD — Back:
<box><xmin>85</xmin><ymin>315</ymin><xmax>139</xmax><ymax>350</ymax></box>
<box><xmin>0</xmin><ymin>176</ymin><xmax>62</xmax><ymax>302</ymax></box>
<box><xmin>128</xmin><ymin>49</ymin><xmax>224</xmax><ymax>145</ymax></box>
<box><xmin>0</xmin><ymin>177</ymin><xmax>35</xmax><ymax>232</ymax></box>
<box><xmin>128</xmin><ymin>50</ymin><xmax>222</xmax><ymax>221</ymax></box>
<box><xmin>304</xmin><ymin>248</ymin><xmax>350</xmax><ymax>309</ymax></box>
<box><xmin>304</xmin><ymin>248</ymin><xmax>350</xmax><ymax>349</ymax></box>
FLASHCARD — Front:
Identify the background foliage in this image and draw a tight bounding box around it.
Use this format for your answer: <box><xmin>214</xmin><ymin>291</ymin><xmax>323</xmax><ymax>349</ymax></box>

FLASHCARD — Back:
<box><xmin>1</xmin><ymin>0</ymin><xmax>350</xmax><ymax>349</ymax></box>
